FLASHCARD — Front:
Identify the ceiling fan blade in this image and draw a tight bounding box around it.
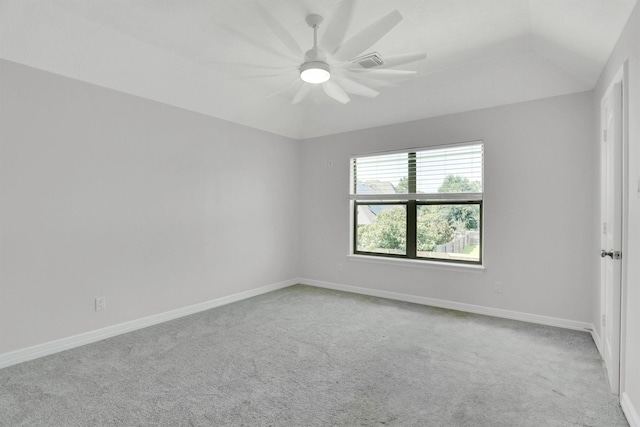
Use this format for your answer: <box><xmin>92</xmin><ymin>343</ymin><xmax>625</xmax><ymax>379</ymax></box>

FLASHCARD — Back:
<box><xmin>222</xmin><ymin>71</ymin><xmax>295</xmax><ymax>80</ymax></box>
<box><xmin>346</xmin><ymin>75</ymin><xmax>398</xmax><ymax>88</ymax></box>
<box><xmin>379</xmin><ymin>52</ymin><xmax>427</xmax><ymax>68</ymax></box>
<box><xmin>218</xmin><ymin>23</ymin><xmax>297</xmax><ymax>63</ymax></box>
<box><xmin>320</xmin><ymin>0</ymin><xmax>354</xmax><ymax>54</ymax></box>
<box><xmin>268</xmin><ymin>79</ymin><xmax>301</xmax><ymax>98</ymax></box>
<box><xmin>208</xmin><ymin>61</ymin><xmax>297</xmax><ymax>71</ymax></box>
<box><xmin>292</xmin><ymin>84</ymin><xmax>312</xmax><ymax>104</ymax></box>
<box><xmin>322</xmin><ymin>80</ymin><xmax>351</xmax><ymax>104</ymax></box>
<box><xmin>333</xmin><ymin>76</ymin><xmax>380</xmax><ymax>98</ymax></box>
<box><xmin>211</xmin><ymin>65</ymin><xmax>296</xmax><ymax>81</ymax></box>
<box><xmin>347</xmin><ymin>68</ymin><xmax>417</xmax><ymax>79</ymax></box>
<box><xmin>333</xmin><ymin>10</ymin><xmax>403</xmax><ymax>62</ymax></box>
<box><xmin>254</xmin><ymin>2</ymin><xmax>303</xmax><ymax>58</ymax></box>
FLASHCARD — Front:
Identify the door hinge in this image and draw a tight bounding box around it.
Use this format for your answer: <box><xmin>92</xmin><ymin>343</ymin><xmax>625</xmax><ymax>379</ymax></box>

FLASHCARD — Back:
<box><xmin>602</xmin><ymin>314</ymin><xmax>606</xmax><ymax>327</ymax></box>
<box><xmin>604</xmin><ymin>129</ymin><xmax>608</xmax><ymax>142</ymax></box>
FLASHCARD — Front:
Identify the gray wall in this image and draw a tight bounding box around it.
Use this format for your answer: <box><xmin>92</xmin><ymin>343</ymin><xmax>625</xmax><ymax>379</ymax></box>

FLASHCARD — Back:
<box><xmin>0</xmin><ymin>57</ymin><xmax>601</xmax><ymax>373</ymax></box>
<box><xmin>299</xmin><ymin>91</ymin><xmax>596</xmax><ymax>323</ymax></box>
<box><xmin>0</xmin><ymin>60</ymin><xmax>301</xmax><ymax>354</ymax></box>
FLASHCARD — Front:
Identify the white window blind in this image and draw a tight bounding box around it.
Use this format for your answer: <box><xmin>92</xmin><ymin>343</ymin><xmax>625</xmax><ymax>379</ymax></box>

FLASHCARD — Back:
<box><xmin>351</xmin><ymin>142</ymin><xmax>483</xmax><ymax>200</ymax></box>
<box><xmin>351</xmin><ymin>152</ymin><xmax>410</xmax><ymax>195</ymax></box>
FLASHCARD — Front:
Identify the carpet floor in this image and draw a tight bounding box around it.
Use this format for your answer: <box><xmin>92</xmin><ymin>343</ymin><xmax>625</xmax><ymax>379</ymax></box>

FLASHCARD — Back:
<box><xmin>0</xmin><ymin>284</ymin><xmax>628</xmax><ymax>426</ymax></box>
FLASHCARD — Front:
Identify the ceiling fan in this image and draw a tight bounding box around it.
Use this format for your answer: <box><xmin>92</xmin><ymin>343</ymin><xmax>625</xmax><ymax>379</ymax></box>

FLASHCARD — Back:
<box><xmin>223</xmin><ymin>1</ymin><xmax>426</xmax><ymax>104</ymax></box>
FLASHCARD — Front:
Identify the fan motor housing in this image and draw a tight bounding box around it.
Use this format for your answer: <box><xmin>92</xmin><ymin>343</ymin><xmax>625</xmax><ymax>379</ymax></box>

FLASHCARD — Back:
<box><xmin>305</xmin><ymin>14</ymin><xmax>324</xmax><ymax>28</ymax></box>
<box><xmin>300</xmin><ymin>61</ymin><xmax>331</xmax><ymax>84</ymax></box>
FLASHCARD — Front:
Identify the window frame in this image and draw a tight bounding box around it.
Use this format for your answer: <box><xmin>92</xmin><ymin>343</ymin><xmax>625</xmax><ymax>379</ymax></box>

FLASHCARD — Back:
<box><xmin>353</xmin><ymin>201</ymin><xmax>409</xmax><ymax>259</ymax></box>
<box><xmin>350</xmin><ymin>141</ymin><xmax>483</xmax><ymax>266</ymax></box>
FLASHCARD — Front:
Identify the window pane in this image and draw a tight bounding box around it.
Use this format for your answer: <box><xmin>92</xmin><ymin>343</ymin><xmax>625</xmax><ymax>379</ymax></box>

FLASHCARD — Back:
<box><xmin>353</xmin><ymin>153</ymin><xmax>408</xmax><ymax>195</ymax></box>
<box><xmin>416</xmin><ymin>144</ymin><xmax>483</xmax><ymax>194</ymax></box>
<box><xmin>356</xmin><ymin>204</ymin><xmax>406</xmax><ymax>255</ymax></box>
<box><xmin>416</xmin><ymin>204</ymin><xmax>480</xmax><ymax>262</ymax></box>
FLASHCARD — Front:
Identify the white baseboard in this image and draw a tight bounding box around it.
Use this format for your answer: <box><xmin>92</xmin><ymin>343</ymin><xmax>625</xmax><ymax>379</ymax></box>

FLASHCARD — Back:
<box><xmin>590</xmin><ymin>326</ymin><xmax>603</xmax><ymax>358</ymax></box>
<box><xmin>622</xmin><ymin>392</ymin><xmax>640</xmax><ymax>427</ymax></box>
<box><xmin>0</xmin><ymin>277</ymin><xmax>598</xmax><ymax>370</ymax></box>
<box><xmin>298</xmin><ymin>278</ymin><xmax>594</xmax><ymax>332</ymax></box>
<box><xmin>0</xmin><ymin>279</ymin><xmax>297</xmax><ymax>370</ymax></box>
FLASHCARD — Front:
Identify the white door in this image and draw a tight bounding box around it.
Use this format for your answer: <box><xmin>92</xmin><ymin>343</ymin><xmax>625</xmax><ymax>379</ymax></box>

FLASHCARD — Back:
<box><xmin>600</xmin><ymin>81</ymin><xmax>623</xmax><ymax>394</ymax></box>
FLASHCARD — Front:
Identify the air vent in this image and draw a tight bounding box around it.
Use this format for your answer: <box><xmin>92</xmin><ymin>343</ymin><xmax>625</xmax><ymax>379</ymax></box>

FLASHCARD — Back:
<box><xmin>352</xmin><ymin>52</ymin><xmax>384</xmax><ymax>68</ymax></box>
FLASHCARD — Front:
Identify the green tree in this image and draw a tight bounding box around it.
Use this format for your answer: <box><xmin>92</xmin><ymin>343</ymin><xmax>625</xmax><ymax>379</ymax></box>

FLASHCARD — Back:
<box><xmin>438</xmin><ymin>175</ymin><xmax>481</xmax><ymax>193</ymax></box>
<box><xmin>438</xmin><ymin>175</ymin><xmax>481</xmax><ymax>231</ymax></box>
<box><xmin>357</xmin><ymin>175</ymin><xmax>480</xmax><ymax>254</ymax></box>
<box><xmin>395</xmin><ymin>177</ymin><xmax>409</xmax><ymax>194</ymax></box>
<box><xmin>357</xmin><ymin>207</ymin><xmax>406</xmax><ymax>252</ymax></box>
<box><xmin>417</xmin><ymin>205</ymin><xmax>454</xmax><ymax>251</ymax></box>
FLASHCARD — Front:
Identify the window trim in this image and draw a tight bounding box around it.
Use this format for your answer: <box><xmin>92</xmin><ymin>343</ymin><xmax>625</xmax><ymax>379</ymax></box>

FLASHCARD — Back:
<box><xmin>346</xmin><ymin>254</ymin><xmax>486</xmax><ymax>272</ymax></box>
<box><xmin>351</xmin><ymin>141</ymin><xmax>484</xmax><ymax>266</ymax></box>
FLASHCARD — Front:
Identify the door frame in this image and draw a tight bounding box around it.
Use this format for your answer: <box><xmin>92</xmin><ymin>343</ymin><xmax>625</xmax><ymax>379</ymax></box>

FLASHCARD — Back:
<box><xmin>618</xmin><ymin>61</ymin><xmax>629</xmax><ymax>399</ymax></box>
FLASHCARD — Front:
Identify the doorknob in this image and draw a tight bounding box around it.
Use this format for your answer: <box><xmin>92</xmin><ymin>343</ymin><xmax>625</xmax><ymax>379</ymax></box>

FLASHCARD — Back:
<box><xmin>601</xmin><ymin>249</ymin><xmax>622</xmax><ymax>259</ymax></box>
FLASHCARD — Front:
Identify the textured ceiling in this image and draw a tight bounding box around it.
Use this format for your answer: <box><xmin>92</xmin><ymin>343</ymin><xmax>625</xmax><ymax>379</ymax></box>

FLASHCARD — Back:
<box><xmin>0</xmin><ymin>0</ymin><xmax>637</xmax><ymax>139</ymax></box>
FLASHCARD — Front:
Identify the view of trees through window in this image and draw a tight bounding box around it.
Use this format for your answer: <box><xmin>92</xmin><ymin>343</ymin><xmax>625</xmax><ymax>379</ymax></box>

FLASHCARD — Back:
<box><xmin>357</xmin><ymin>205</ymin><xmax>407</xmax><ymax>255</ymax></box>
<box><xmin>352</xmin><ymin>143</ymin><xmax>483</xmax><ymax>264</ymax></box>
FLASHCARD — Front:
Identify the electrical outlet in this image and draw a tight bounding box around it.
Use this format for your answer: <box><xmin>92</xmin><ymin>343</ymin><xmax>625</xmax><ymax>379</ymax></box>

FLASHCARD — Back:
<box><xmin>494</xmin><ymin>281</ymin><xmax>503</xmax><ymax>293</ymax></box>
<box><xmin>95</xmin><ymin>297</ymin><xmax>106</xmax><ymax>311</ymax></box>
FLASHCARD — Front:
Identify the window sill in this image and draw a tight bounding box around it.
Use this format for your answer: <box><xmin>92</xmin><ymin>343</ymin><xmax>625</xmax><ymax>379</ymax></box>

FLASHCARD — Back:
<box><xmin>347</xmin><ymin>254</ymin><xmax>485</xmax><ymax>272</ymax></box>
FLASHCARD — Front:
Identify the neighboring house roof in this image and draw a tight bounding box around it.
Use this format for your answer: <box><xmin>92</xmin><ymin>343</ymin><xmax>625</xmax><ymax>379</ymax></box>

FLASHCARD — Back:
<box><xmin>356</xmin><ymin>180</ymin><xmax>400</xmax><ymax>225</ymax></box>
<box><xmin>357</xmin><ymin>180</ymin><xmax>397</xmax><ymax>197</ymax></box>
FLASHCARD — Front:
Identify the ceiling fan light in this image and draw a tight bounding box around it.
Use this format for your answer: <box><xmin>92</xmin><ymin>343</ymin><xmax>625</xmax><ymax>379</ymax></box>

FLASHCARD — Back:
<box><xmin>300</xmin><ymin>61</ymin><xmax>331</xmax><ymax>84</ymax></box>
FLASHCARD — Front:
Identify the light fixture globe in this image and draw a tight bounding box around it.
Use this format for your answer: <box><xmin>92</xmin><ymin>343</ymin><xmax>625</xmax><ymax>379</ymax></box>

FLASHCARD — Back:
<box><xmin>300</xmin><ymin>61</ymin><xmax>330</xmax><ymax>84</ymax></box>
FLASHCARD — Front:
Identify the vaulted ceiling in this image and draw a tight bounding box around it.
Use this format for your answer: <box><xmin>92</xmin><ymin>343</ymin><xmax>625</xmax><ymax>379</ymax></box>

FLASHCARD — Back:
<box><xmin>1</xmin><ymin>0</ymin><xmax>637</xmax><ymax>139</ymax></box>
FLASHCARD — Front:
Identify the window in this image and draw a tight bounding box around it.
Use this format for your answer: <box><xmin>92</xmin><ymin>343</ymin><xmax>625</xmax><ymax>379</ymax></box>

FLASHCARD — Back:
<box><xmin>350</xmin><ymin>142</ymin><xmax>483</xmax><ymax>264</ymax></box>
